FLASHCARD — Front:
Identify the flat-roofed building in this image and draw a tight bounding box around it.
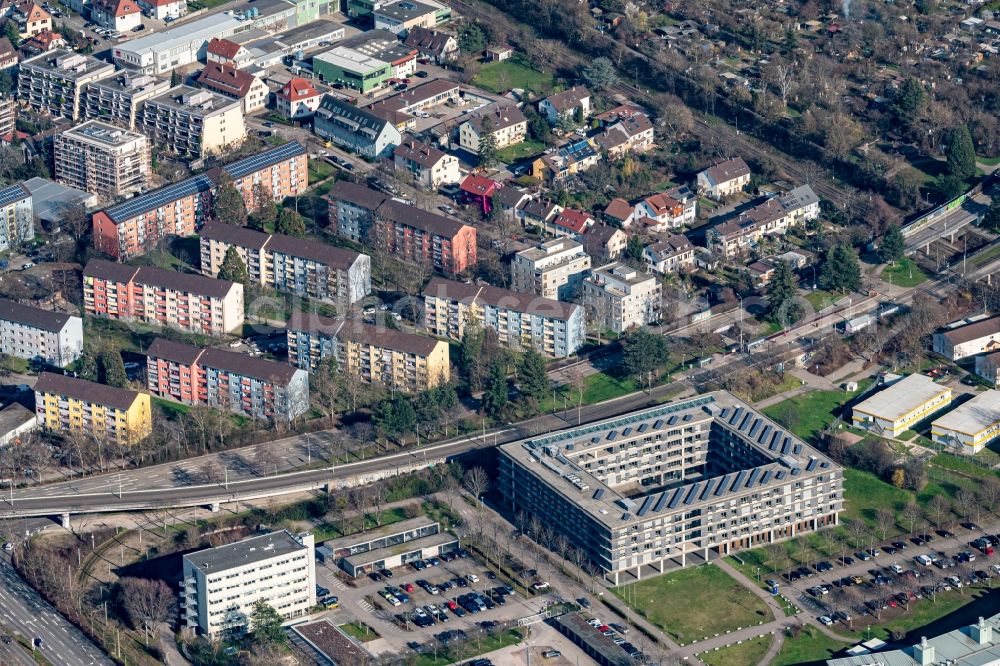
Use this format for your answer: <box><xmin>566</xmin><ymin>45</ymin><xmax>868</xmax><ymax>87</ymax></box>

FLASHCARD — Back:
<box><xmin>0</xmin><ymin>299</ymin><xmax>82</xmax><ymax>367</ymax></box>
<box><xmin>181</xmin><ymin>530</ymin><xmax>315</xmax><ymax>637</ymax></box>
<box><xmin>0</xmin><ymin>184</ymin><xmax>34</xmax><ymax>252</ymax></box>
<box><xmin>373</xmin><ymin>0</ymin><xmax>438</xmax><ymax>35</ymax></box>
<box><xmin>511</xmin><ymin>238</ymin><xmax>591</xmax><ymax>301</ymax></box>
<box><xmin>423</xmin><ymin>277</ymin><xmax>584</xmax><ymax>358</ymax></box>
<box><xmin>17</xmin><ymin>50</ymin><xmax>115</xmax><ymax>120</ymax></box>
<box><xmin>932</xmin><ymin>316</ymin><xmax>1000</xmax><ymax>361</ymax></box>
<box><xmin>83</xmin><ymin>259</ymin><xmax>244</xmax><ymax>335</ymax></box>
<box><xmin>324</xmin><ymin>518</ymin><xmax>457</xmax><ymax>576</ymax></box>
<box><xmin>34</xmin><ymin>372</ymin><xmax>152</xmax><ymax>444</ymax></box>
<box><xmin>286</xmin><ymin>311</ymin><xmax>449</xmax><ymax>391</ymax></box>
<box><xmin>141</xmin><ymin>85</ymin><xmax>246</xmax><ymax>157</ymax></box>
<box><xmin>827</xmin><ymin>614</ymin><xmax>1000</xmax><ymax>666</ymax></box>
<box><xmin>852</xmin><ymin>374</ymin><xmax>953</xmax><ymax>437</ymax></box>
<box><xmin>84</xmin><ymin>71</ymin><xmax>171</xmax><ymax>130</ymax></box>
<box><xmin>54</xmin><ymin>121</ymin><xmax>151</xmax><ymax>199</ymax></box>
<box><xmin>582</xmin><ymin>262</ymin><xmax>662</xmax><ymax>333</ymax></box>
<box><xmin>199</xmin><ymin>223</ymin><xmax>369</xmax><ymax>310</ymax></box>
<box><xmin>931</xmin><ymin>390</ymin><xmax>1000</xmax><ymax>454</ymax></box>
<box><xmin>313</xmin><ymin>46</ymin><xmax>391</xmax><ymax>93</ymax></box>
<box><xmin>112</xmin><ymin>14</ymin><xmax>248</xmax><ymax>74</ymax></box>
<box><xmin>145</xmin><ymin>338</ymin><xmax>309</xmax><ymax>421</ymax></box>
<box><xmin>977</xmin><ymin>351</ymin><xmax>1000</xmax><ymax>387</ymax></box>
<box><xmin>498</xmin><ymin>393</ymin><xmax>843</xmax><ymax>583</ymax></box>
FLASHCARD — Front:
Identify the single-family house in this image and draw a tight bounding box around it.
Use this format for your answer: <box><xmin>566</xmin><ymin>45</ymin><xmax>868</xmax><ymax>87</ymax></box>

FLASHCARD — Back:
<box><xmin>697</xmin><ymin>157</ymin><xmax>751</xmax><ymax>200</ymax></box>
<box><xmin>394</xmin><ymin>138</ymin><xmax>460</xmax><ymax>189</ymax></box>
<box><xmin>545</xmin><ymin>208</ymin><xmax>594</xmax><ymax>240</ymax></box>
<box><xmin>538</xmin><ymin>86</ymin><xmax>591</xmax><ymax>125</ymax></box>
<box><xmin>206</xmin><ymin>38</ymin><xmax>253</xmax><ymax>69</ymax></box>
<box><xmin>403</xmin><ymin>26</ymin><xmax>457</xmax><ymax>63</ymax></box>
<box><xmin>644</xmin><ymin>234</ymin><xmax>695</xmax><ymax>274</ymax></box>
<box><xmin>276</xmin><ymin>77</ymin><xmax>322</xmax><ymax>119</ymax></box>
<box><xmin>91</xmin><ymin>0</ymin><xmax>141</xmax><ymax>32</ymax></box>
<box><xmin>459</xmin><ymin>105</ymin><xmax>527</xmax><ymax>151</ymax></box>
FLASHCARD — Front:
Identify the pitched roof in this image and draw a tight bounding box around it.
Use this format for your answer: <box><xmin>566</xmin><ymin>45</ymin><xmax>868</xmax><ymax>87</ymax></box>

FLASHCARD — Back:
<box><xmin>197</xmin><ymin>61</ymin><xmax>259</xmax><ymax>99</ymax></box>
<box><xmin>647</xmin><ymin>234</ymin><xmax>693</xmax><ymax>259</ymax></box>
<box><xmin>701</xmin><ymin>157</ymin><xmax>750</xmax><ymax>185</ymax></box>
<box><xmin>200</xmin><ymin>222</ymin><xmax>271</xmax><ymax>250</ymax></box>
<box><xmin>494</xmin><ymin>187</ymin><xmax>530</xmax><ymax>210</ymax></box>
<box><xmin>278</xmin><ymin>77</ymin><xmax>319</xmax><ymax>102</ymax></box>
<box><xmin>206</xmin><ymin>38</ymin><xmax>243</xmax><ymax>60</ymax></box>
<box><xmin>84</xmin><ymin>259</ymin><xmax>237</xmax><ymax>299</ymax></box>
<box><xmin>200</xmin><ymin>222</ymin><xmax>363</xmax><ymax>270</ymax></box>
<box><xmin>24</xmin><ymin>29</ymin><xmax>63</xmax><ymax>51</ymax></box>
<box><xmin>402</xmin><ymin>26</ymin><xmax>455</xmax><ymax>56</ymax></box>
<box><xmin>146</xmin><ymin>338</ymin><xmax>301</xmax><ymax>384</ymax></box>
<box><xmin>551</xmin><ymin>209</ymin><xmax>593</xmax><ymax>234</ymax></box>
<box><xmin>327</xmin><ymin>181</ymin><xmax>388</xmax><ymax>211</ymax></box>
<box><xmin>146</xmin><ymin>337</ymin><xmax>205</xmax><ymax>365</ymax></box>
<box><xmin>603</xmin><ymin>197</ymin><xmax>633</xmax><ymax>221</ymax></box>
<box><xmin>459</xmin><ymin>173</ymin><xmax>499</xmax><ymax>197</ymax></box>
<box><xmin>0</xmin><ymin>299</ymin><xmax>74</xmax><ymax>332</ymax></box>
<box><xmin>0</xmin><ymin>36</ymin><xmax>17</xmax><ymax>62</ymax></box>
<box><xmin>95</xmin><ymin>0</ymin><xmax>139</xmax><ymax>17</ymax></box>
<box><xmin>34</xmin><ymin>372</ymin><xmax>141</xmax><ymax>411</ymax></box>
<box><xmin>642</xmin><ymin>193</ymin><xmax>681</xmax><ymax>215</ymax></box>
<box><xmin>394</xmin><ymin>138</ymin><xmax>447</xmax><ymax>169</ymax></box>
<box><xmin>940</xmin><ymin>316</ymin><xmax>1000</xmax><ymax>345</ymax></box>
<box><xmin>466</xmin><ymin>105</ymin><xmax>527</xmax><ymax>133</ymax></box>
<box><xmin>522</xmin><ymin>199</ymin><xmax>559</xmax><ymax>220</ymax></box>
<box><xmin>338</xmin><ymin>320</ymin><xmax>442</xmax><ymax>357</ymax></box>
<box><xmin>377</xmin><ymin>199</ymin><xmax>468</xmax><ymax>238</ymax></box>
<box><xmin>316</xmin><ymin>95</ymin><xmax>393</xmax><ymax>135</ymax></box>
<box><xmin>541</xmin><ymin>86</ymin><xmax>590</xmax><ymax>112</ymax></box>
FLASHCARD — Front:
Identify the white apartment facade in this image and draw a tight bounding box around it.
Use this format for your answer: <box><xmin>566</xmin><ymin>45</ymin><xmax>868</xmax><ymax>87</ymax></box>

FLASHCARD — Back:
<box><xmin>582</xmin><ymin>262</ymin><xmax>662</xmax><ymax>333</ymax></box>
<box><xmin>510</xmin><ymin>238</ymin><xmax>592</xmax><ymax>301</ymax></box>
<box><xmin>459</xmin><ymin>105</ymin><xmax>527</xmax><ymax>151</ymax></box>
<box><xmin>17</xmin><ymin>50</ymin><xmax>115</xmax><ymax>121</ymax></box>
<box><xmin>54</xmin><ymin>120</ymin><xmax>151</xmax><ymax>199</ymax></box>
<box><xmin>393</xmin><ymin>138</ymin><xmax>459</xmax><ymax>189</ymax></box>
<box><xmin>697</xmin><ymin>157</ymin><xmax>751</xmax><ymax>200</ymax></box>
<box><xmin>0</xmin><ymin>299</ymin><xmax>83</xmax><ymax>367</ymax></box>
<box><xmin>181</xmin><ymin>531</ymin><xmax>316</xmax><ymax>638</ymax></box>
<box><xmin>932</xmin><ymin>316</ymin><xmax>1000</xmax><ymax>361</ymax></box>
<box><xmin>141</xmin><ymin>86</ymin><xmax>246</xmax><ymax>157</ymax></box>
<box><xmin>0</xmin><ymin>184</ymin><xmax>34</xmax><ymax>252</ymax></box>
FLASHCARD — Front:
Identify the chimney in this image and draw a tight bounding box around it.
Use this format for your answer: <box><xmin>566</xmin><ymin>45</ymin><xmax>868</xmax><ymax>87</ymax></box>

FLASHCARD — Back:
<box><xmin>970</xmin><ymin>616</ymin><xmax>993</xmax><ymax>645</ymax></box>
<box><xmin>912</xmin><ymin>636</ymin><xmax>935</xmax><ymax>666</ymax></box>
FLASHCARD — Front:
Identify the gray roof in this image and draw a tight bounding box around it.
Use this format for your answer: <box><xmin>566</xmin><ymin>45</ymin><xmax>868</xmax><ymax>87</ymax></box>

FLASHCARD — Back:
<box><xmin>21</xmin><ymin>178</ymin><xmax>95</xmax><ymax>222</ymax></box>
<box><xmin>0</xmin><ymin>299</ymin><xmax>75</xmax><ymax>333</ymax></box>
<box><xmin>145</xmin><ymin>338</ymin><xmax>301</xmax><ymax>384</ymax></box>
<box><xmin>183</xmin><ymin>530</ymin><xmax>307</xmax><ymax>575</ymax></box>
<box><xmin>34</xmin><ymin>372</ymin><xmax>142</xmax><ymax>411</ymax></box>
<box><xmin>0</xmin><ymin>403</ymin><xmax>34</xmax><ymax>436</ymax></box>
<box><xmin>316</xmin><ymin>95</ymin><xmax>393</xmax><ymax>135</ymax></box>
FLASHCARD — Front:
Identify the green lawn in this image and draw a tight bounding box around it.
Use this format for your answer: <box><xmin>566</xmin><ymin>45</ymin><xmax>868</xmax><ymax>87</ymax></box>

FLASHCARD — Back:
<box><xmin>308</xmin><ymin>158</ymin><xmax>336</xmax><ymax>182</ymax></box>
<box><xmin>312</xmin><ymin>506</ymin><xmax>412</xmax><ymax>542</ymax></box>
<box><xmin>613</xmin><ymin>565</ymin><xmax>771</xmax><ymax>644</ymax></box>
<box><xmin>978</xmin><ymin>155</ymin><xmax>1000</xmax><ymax>166</ymax></box>
<box><xmin>804</xmin><ymin>290</ymin><xmax>839</xmax><ymax>312</ymax></box>
<box><xmin>972</xmin><ymin>241</ymin><xmax>1000</xmax><ymax>268</ymax></box>
<box><xmin>582</xmin><ymin>372</ymin><xmax>641</xmax><ymax>403</ymax></box>
<box><xmin>0</xmin><ymin>355</ymin><xmax>29</xmax><ymax>375</ymax></box>
<box><xmin>762</xmin><ymin>380</ymin><xmax>871</xmax><ymax>443</ymax></box>
<box><xmin>837</xmin><ymin>587</ymin><xmax>996</xmax><ymax>643</ymax></box>
<box><xmin>472</xmin><ymin>61</ymin><xmax>553</xmax><ymax>94</ymax></box>
<box><xmin>496</xmin><ymin>140</ymin><xmax>545</xmax><ymax>164</ymax></box>
<box><xmin>773</xmin><ymin>625</ymin><xmax>847</xmax><ymax>666</ymax></box>
<box><xmin>340</xmin><ymin>621</ymin><xmax>379</xmax><ymax>642</ymax></box>
<box><xmin>700</xmin><ymin>634</ymin><xmax>773</xmax><ymax>666</ymax></box>
<box><xmin>882</xmin><ymin>258</ymin><xmax>928</xmax><ymax>288</ymax></box>
<box><xmin>930</xmin><ymin>452</ymin><xmax>1000</xmax><ymax>479</ymax></box>
<box><xmin>153</xmin><ymin>397</ymin><xmax>190</xmax><ymax>416</ymax></box>
<box><xmin>413</xmin><ymin>629</ymin><xmax>524</xmax><ymax>666</ymax></box>
<box><xmin>841</xmin><ymin>468</ymin><xmax>910</xmax><ymax>528</ymax></box>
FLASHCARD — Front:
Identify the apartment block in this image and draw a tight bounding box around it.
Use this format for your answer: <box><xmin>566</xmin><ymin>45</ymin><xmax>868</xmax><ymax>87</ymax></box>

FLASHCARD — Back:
<box><xmin>181</xmin><ymin>530</ymin><xmax>316</xmax><ymax>637</ymax></box>
<box><xmin>145</xmin><ymin>338</ymin><xmax>310</xmax><ymax>422</ymax></box>
<box><xmin>0</xmin><ymin>95</ymin><xmax>15</xmax><ymax>139</ymax></box>
<box><xmin>287</xmin><ymin>311</ymin><xmax>449</xmax><ymax>392</ymax></box>
<box><xmin>582</xmin><ymin>263</ymin><xmax>662</xmax><ymax>334</ymax></box>
<box><xmin>0</xmin><ymin>299</ymin><xmax>83</xmax><ymax>367</ymax></box>
<box><xmin>140</xmin><ymin>85</ymin><xmax>246</xmax><ymax>157</ymax></box>
<box><xmin>510</xmin><ymin>238</ymin><xmax>592</xmax><ymax>301</ymax></box>
<box><xmin>0</xmin><ymin>184</ymin><xmax>35</xmax><ymax>252</ymax></box>
<box><xmin>423</xmin><ymin>277</ymin><xmax>584</xmax><ymax>358</ymax></box>
<box><xmin>34</xmin><ymin>372</ymin><xmax>152</xmax><ymax>444</ymax></box>
<box><xmin>327</xmin><ymin>182</ymin><xmax>476</xmax><ymax>273</ymax></box>
<box><xmin>199</xmin><ymin>224</ymin><xmax>370</xmax><ymax>310</ymax></box>
<box><xmin>852</xmin><ymin>374</ymin><xmax>953</xmax><ymax>438</ymax></box>
<box><xmin>459</xmin><ymin>105</ymin><xmax>527</xmax><ymax>152</ymax></box>
<box><xmin>498</xmin><ymin>394</ymin><xmax>843</xmax><ymax>583</ymax></box>
<box><xmin>697</xmin><ymin>157</ymin><xmax>751</xmax><ymax>200</ymax></box>
<box><xmin>84</xmin><ymin>71</ymin><xmax>171</xmax><ymax>130</ymax></box>
<box><xmin>932</xmin><ymin>316</ymin><xmax>1000</xmax><ymax>361</ymax></box>
<box><xmin>92</xmin><ymin>142</ymin><xmax>307</xmax><ymax>260</ymax></box>
<box><xmin>708</xmin><ymin>185</ymin><xmax>820</xmax><ymax>258</ymax></box>
<box><xmin>54</xmin><ymin>121</ymin><xmax>151</xmax><ymax>199</ymax></box>
<box><xmin>83</xmin><ymin>259</ymin><xmax>244</xmax><ymax>335</ymax></box>
<box><xmin>17</xmin><ymin>50</ymin><xmax>115</xmax><ymax>121</ymax></box>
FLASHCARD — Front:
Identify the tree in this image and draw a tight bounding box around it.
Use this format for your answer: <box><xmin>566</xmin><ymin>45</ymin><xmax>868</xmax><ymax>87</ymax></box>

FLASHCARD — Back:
<box><xmin>477</xmin><ymin>117</ymin><xmax>499</xmax><ymax>170</ymax></box>
<box><xmin>120</xmin><ymin>578</ymin><xmax>174</xmax><ymax>643</ymax></box>
<box><xmin>250</xmin><ymin>183</ymin><xmax>277</xmax><ymax>230</ymax></box>
<box><xmin>464</xmin><ymin>466</ymin><xmax>490</xmax><ymax>505</ymax></box>
<box><xmin>625</xmin><ymin>234</ymin><xmax>645</xmax><ymax>265</ymax></box>
<box><xmin>982</xmin><ymin>194</ymin><xmax>1000</xmax><ymax>233</ymax></box>
<box><xmin>458</xmin><ymin>23</ymin><xmax>487</xmax><ymax>54</ymax></box>
<box><xmin>100</xmin><ymin>351</ymin><xmax>128</xmax><ymax>388</ymax></box>
<box><xmin>276</xmin><ymin>207</ymin><xmax>306</xmax><ymax>237</ymax></box>
<box><xmin>946</xmin><ymin>125</ymin><xmax>976</xmax><ymax>182</ymax></box>
<box><xmin>893</xmin><ymin>78</ymin><xmax>926</xmax><ymax>124</ymax></box>
<box><xmin>212</xmin><ymin>173</ymin><xmax>247</xmax><ymax>226</ymax></box>
<box><xmin>879</xmin><ymin>225</ymin><xmax>905</xmax><ymax>265</ymax></box>
<box><xmin>622</xmin><ymin>328</ymin><xmax>669</xmax><ymax>381</ymax></box>
<box><xmin>481</xmin><ymin>359</ymin><xmax>508</xmax><ymax>418</ymax></box>
<box><xmin>170</xmin><ymin>69</ymin><xmax>181</xmax><ymax>87</ymax></box>
<box><xmin>77</xmin><ymin>352</ymin><xmax>98</xmax><ymax>381</ymax></box>
<box><xmin>218</xmin><ymin>246</ymin><xmax>249</xmax><ymax>286</ymax></box>
<box><xmin>767</xmin><ymin>260</ymin><xmax>802</xmax><ymax>325</ymax></box>
<box><xmin>518</xmin><ymin>350</ymin><xmax>548</xmax><ymax>406</ymax></box>
<box><xmin>820</xmin><ymin>244</ymin><xmax>861</xmax><ymax>294</ymax></box>
<box><xmin>582</xmin><ymin>57</ymin><xmax>617</xmax><ymax>91</ymax></box>
<box><xmin>373</xmin><ymin>396</ymin><xmax>416</xmax><ymax>441</ymax></box>
<box><xmin>250</xmin><ymin>600</ymin><xmax>286</xmax><ymax>646</ymax></box>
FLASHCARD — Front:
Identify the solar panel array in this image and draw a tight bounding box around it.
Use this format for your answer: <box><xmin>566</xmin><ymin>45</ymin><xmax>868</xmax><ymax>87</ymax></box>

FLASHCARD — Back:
<box><xmin>0</xmin><ymin>185</ymin><xmax>28</xmax><ymax>208</ymax></box>
<box><xmin>225</xmin><ymin>142</ymin><xmax>304</xmax><ymax>180</ymax></box>
<box><xmin>105</xmin><ymin>175</ymin><xmax>213</xmax><ymax>223</ymax></box>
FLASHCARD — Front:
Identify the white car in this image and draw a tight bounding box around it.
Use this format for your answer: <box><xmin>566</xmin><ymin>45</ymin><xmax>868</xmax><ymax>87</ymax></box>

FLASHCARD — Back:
<box><xmin>466</xmin><ymin>574</ymin><xmax>479</xmax><ymax>583</ymax></box>
<box><xmin>818</xmin><ymin>615</ymin><xmax>833</xmax><ymax>626</ymax></box>
<box><xmin>2</xmin><ymin>542</ymin><xmax>12</xmax><ymax>552</ymax></box>
<box><xmin>229</xmin><ymin>339</ymin><xmax>242</xmax><ymax>348</ymax></box>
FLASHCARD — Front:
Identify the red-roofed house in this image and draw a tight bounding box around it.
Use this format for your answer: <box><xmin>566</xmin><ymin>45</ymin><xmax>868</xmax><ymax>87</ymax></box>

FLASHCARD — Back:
<box><xmin>206</xmin><ymin>38</ymin><xmax>252</xmax><ymax>69</ymax></box>
<box><xmin>603</xmin><ymin>197</ymin><xmax>635</xmax><ymax>228</ymax></box>
<box><xmin>545</xmin><ymin>208</ymin><xmax>595</xmax><ymax>239</ymax></box>
<box><xmin>276</xmin><ymin>77</ymin><xmax>321</xmax><ymax>119</ymax></box>
<box><xmin>22</xmin><ymin>27</ymin><xmax>63</xmax><ymax>51</ymax></box>
<box><xmin>634</xmin><ymin>193</ymin><xmax>684</xmax><ymax>231</ymax></box>
<box><xmin>196</xmin><ymin>61</ymin><xmax>268</xmax><ymax>113</ymax></box>
<box><xmin>460</xmin><ymin>173</ymin><xmax>501</xmax><ymax>215</ymax></box>
<box><xmin>137</xmin><ymin>0</ymin><xmax>185</xmax><ymax>20</ymax></box>
<box><xmin>92</xmin><ymin>0</ymin><xmax>141</xmax><ymax>32</ymax></box>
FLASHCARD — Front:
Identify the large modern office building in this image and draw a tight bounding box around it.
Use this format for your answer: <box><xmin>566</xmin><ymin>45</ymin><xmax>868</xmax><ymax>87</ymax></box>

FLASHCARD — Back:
<box><xmin>498</xmin><ymin>393</ymin><xmax>844</xmax><ymax>583</ymax></box>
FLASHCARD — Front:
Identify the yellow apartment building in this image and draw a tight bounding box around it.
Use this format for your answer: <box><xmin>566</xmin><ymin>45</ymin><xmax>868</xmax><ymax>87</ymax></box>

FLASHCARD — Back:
<box><xmin>34</xmin><ymin>372</ymin><xmax>152</xmax><ymax>444</ymax></box>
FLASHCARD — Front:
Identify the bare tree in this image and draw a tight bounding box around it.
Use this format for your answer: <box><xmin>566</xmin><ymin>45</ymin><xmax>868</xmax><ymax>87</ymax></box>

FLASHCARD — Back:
<box><xmin>874</xmin><ymin>509</ymin><xmax>896</xmax><ymax>542</ymax></box>
<box><xmin>371</xmin><ymin>483</ymin><xmax>389</xmax><ymax>526</ymax></box>
<box><xmin>979</xmin><ymin>478</ymin><xmax>1000</xmax><ymax>518</ymax></box>
<box><xmin>769</xmin><ymin>62</ymin><xmax>795</xmax><ymax>109</ymax></box>
<box><xmin>120</xmin><ymin>577</ymin><xmax>175</xmax><ymax>644</ymax></box>
<box><xmin>900</xmin><ymin>501</ymin><xmax>923</xmax><ymax>537</ymax></box>
<box><xmin>926</xmin><ymin>495</ymin><xmax>952</xmax><ymax>529</ymax></box>
<box><xmin>463</xmin><ymin>467</ymin><xmax>490</xmax><ymax>508</ymax></box>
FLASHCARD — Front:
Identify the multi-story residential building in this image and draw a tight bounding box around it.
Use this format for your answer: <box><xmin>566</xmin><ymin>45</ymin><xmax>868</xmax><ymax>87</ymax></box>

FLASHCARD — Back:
<box><xmin>0</xmin><ymin>94</ymin><xmax>14</xmax><ymax>139</ymax></box>
<box><xmin>91</xmin><ymin>0</ymin><xmax>142</xmax><ymax>32</ymax></box>
<box><xmin>313</xmin><ymin>96</ymin><xmax>402</xmax><ymax>158</ymax></box>
<box><xmin>275</xmin><ymin>77</ymin><xmax>322</xmax><ymax>119</ymax></box>
<box><xmin>931</xmin><ymin>390</ymin><xmax>1000</xmax><ymax>454</ymax></box>
<box><xmin>538</xmin><ymin>86</ymin><xmax>591</xmax><ymax>125</ymax></box>
<box><xmin>17</xmin><ymin>50</ymin><xmax>115</xmax><ymax>120</ymax></box>
<box><xmin>423</xmin><ymin>277</ymin><xmax>584</xmax><ymax>358</ymax></box>
<box><xmin>0</xmin><ymin>299</ymin><xmax>82</xmax><ymax>367</ymax></box>
<box><xmin>141</xmin><ymin>85</ymin><xmax>246</xmax><ymax>157</ymax></box>
<box><xmin>54</xmin><ymin>121</ymin><xmax>151</xmax><ymax>199</ymax></box>
<box><xmin>328</xmin><ymin>182</ymin><xmax>476</xmax><ymax>273</ymax></box>
<box><xmin>932</xmin><ymin>316</ymin><xmax>1000</xmax><ymax>361</ymax></box>
<box><xmin>697</xmin><ymin>157</ymin><xmax>751</xmax><ymax>200</ymax></box>
<box><xmin>582</xmin><ymin>262</ymin><xmax>662</xmax><ymax>334</ymax></box>
<box><xmin>634</xmin><ymin>192</ymin><xmax>687</xmax><ymax>231</ymax></box>
<box><xmin>34</xmin><ymin>372</ymin><xmax>152</xmax><ymax>444</ymax></box>
<box><xmin>373</xmin><ymin>0</ymin><xmax>438</xmax><ymax>35</ymax></box>
<box><xmin>708</xmin><ymin>185</ymin><xmax>820</xmax><ymax>258</ymax></box>
<box><xmin>0</xmin><ymin>184</ymin><xmax>35</xmax><ymax>252</ymax></box>
<box><xmin>594</xmin><ymin>110</ymin><xmax>654</xmax><ymax>159</ymax></box>
<box><xmin>145</xmin><ymin>338</ymin><xmax>310</xmax><ymax>422</ymax></box>
<box><xmin>181</xmin><ymin>530</ymin><xmax>315</xmax><ymax>637</ymax></box>
<box><xmin>199</xmin><ymin>223</ymin><xmax>370</xmax><ymax>310</ymax></box>
<box><xmin>976</xmin><ymin>351</ymin><xmax>1000</xmax><ymax>387</ymax></box>
<box><xmin>852</xmin><ymin>373</ymin><xmax>953</xmax><ymax>438</ymax></box>
<box><xmin>92</xmin><ymin>141</ymin><xmax>307</xmax><ymax>259</ymax></box>
<box><xmin>83</xmin><ymin>259</ymin><xmax>244</xmax><ymax>335</ymax></box>
<box><xmin>459</xmin><ymin>105</ymin><xmax>528</xmax><ymax>152</ymax></box>
<box><xmin>583</xmin><ymin>224</ymin><xmax>627</xmax><ymax>264</ymax></box>
<box><xmin>393</xmin><ymin>138</ymin><xmax>459</xmax><ymax>189</ymax></box>
<box><xmin>498</xmin><ymin>393</ymin><xmax>844</xmax><ymax>583</ymax></box>
<box><xmin>511</xmin><ymin>238</ymin><xmax>592</xmax><ymax>301</ymax></box>
<box><xmin>83</xmin><ymin>71</ymin><xmax>171</xmax><ymax>130</ymax></box>
<box><xmin>402</xmin><ymin>26</ymin><xmax>457</xmax><ymax>63</ymax></box>
<box><xmin>644</xmin><ymin>235</ymin><xmax>695</xmax><ymax>275</ymax></box>
<box><xmin>195</xmin><ymin>61</ymin><xmax>269</xmax><ymax>114</ymax></box>
<box><xmin>286</xmin><ymin>311</ymin><xmax>450</xmax><ymax>391</ymax></box>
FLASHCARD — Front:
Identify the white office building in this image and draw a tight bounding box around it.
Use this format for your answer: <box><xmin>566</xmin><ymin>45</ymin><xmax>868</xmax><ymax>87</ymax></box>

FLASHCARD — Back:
<box><xmin>181</xmin><ymin>531</ymin><xmax>316</xmax><ymax>638</ymax></box>
<box><xmin>112</xmin><ymin>14</ymin><xmax>250</xmax><ymax>74</ymax></box>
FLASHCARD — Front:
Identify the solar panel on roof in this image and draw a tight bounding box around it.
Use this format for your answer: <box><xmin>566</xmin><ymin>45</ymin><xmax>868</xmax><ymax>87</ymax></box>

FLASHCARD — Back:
<box><xmin>821</xmin><ymin>461</ymin><xmax>830</xmax><ymax>468</ymax></box>
<box><xmin>0</xmin><ymin>185</ymin><xmax>27</xmax><ymax>208</ymax></box>
<box><xmin>791</xmin><ymin>468</ymin><xmax>801</xmax><ymax>476</ymax></box>
<box><xmin>728</xmin><ymin>407</ymin><xmax>743</xmax><ymax>425</ymax></box>
<box><xmin>621</xmin><ymin>513</ymin><xmax>631</xmax><ymax>521</ymax></box>
<box><xmin>720</xmin><ymin>408</ymin><xmax>730</xmax><ymax>419</ymax></box>
<box><xmin>760</xmin><ymin>470</ymin><xmax>773</xmax><ymax>484</ymax></box>
<box><xmin>749</xmin><ymin>420</ymin><xmax>763</xmax><ymax>439</ymax></box>
<box><xmin>699</xmin><ymin>478</ymin><xmax>717</xmax><ymax>500</ymax></box>
<box><xmin>637</xmin><ymin>495</ymin><xmax>654</xmax><ymax>516</ymax></box>
<box><xmin>653</xmin><ymin>491</ymin><xmax>670</xmax><ymax>512</ymax></box>
<box><xmin>758</xmin><ymin>425</ymin><xmax>772</xmax><ymax>444</ymax></box>
<box><xmin>715</xmin><ymin>475</ymin><xmax>731</xmax><ymax>496</ymax></box>
<box><xmin>683</xmin><ymin>414</ymin><xmax>693</xmax><ymax>422</ymax></box>
<box><xmin>593</xmin><ymin>489</ymin><xmax>605</xmax><ymax>499</ymax></box>
<box><xmin>781</xmin><ymin>437</ymin><xmax>792</xmax><ymax>455</ymax></box>
<box><xmin>667</xmin><ymin>489</ymin><xmax>684</xmax><ymax>509</ymax></box>
<box><xmin>738</xmin><ymin>413</ymin><xmax>753</xmax><ymax>431</ymax></box>
<box><xmin>731</xmin><ymin>470</ymin><xmax>748</xmax><ymax>492</ymax></box>
<box><xmin>591</xmin><ymin>436</ymin><xmax>600</xmax><ymax>443</ymax></box>
<box><xmin>667</xmin><ymin>415</ymin><xmax>678</xmax><ymax>426</ymax></box>
<box><xmin>768</xmin><ymin>432</ymin><xmax>781</xmax><ymax>450</ymax></box>
<box><xmin>106</xmin><ymin>175</ymin><xmax>213</xmax><ymax>222</ymax></box>
<box><xmin>793</xmin><ymin>444</ymin><xmax>803</xmax><ymax>455</ymax></box>
<box><xmin>775</xmin><ymin>470</ymin><xmax>786</xmax><ymax>480</ymax></box>
<box><xmin>622</xmin><ymin>427</ymin><xmax>632</xmax><ymax>436</ymax></box>
<box><xmin>684</xmin><ymin>483</ymin><xmax>701</xmax><ymax>505</ymax></box>
<box><xmin>746</xmin><ymin>468</ymin><xmax>761</xmax><ymax>488</ymax></box>
<box><xmin>806</xmin><ymin>458</ymin><xmax>817</xmax><ymax>472</ymax></box>
<box><xmin>224</xmin><ymin>142</ymin><xmax>304</xmax><ymax>180</ymax></box>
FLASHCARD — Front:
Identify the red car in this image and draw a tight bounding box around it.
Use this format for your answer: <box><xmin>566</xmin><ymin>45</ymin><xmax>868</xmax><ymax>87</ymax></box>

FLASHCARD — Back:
<box><xmin>446</xmin><ymin>601</ymin><xmax>458</xmax><ymax>611</ymax></box>
<box><xmin>402</xmin><ymin>583</ymin><xmax>414</xmax><ymax>593</ymax></box>
<box><xmin>598</xmin><ymin>625</ymin><xmax>610</xmax><ymax>632</ymax></box>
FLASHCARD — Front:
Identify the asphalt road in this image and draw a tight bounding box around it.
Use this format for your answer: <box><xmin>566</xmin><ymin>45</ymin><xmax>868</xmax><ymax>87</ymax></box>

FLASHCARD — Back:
<box><xmin>904</xmin><ymin>194</ymin><xmax>991</xmax><ymax>252</ymax></box>
<box><xmin>0</xmin><ymin>556</ymin><xmax>113</xmax><ymax>666</ymax></box>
